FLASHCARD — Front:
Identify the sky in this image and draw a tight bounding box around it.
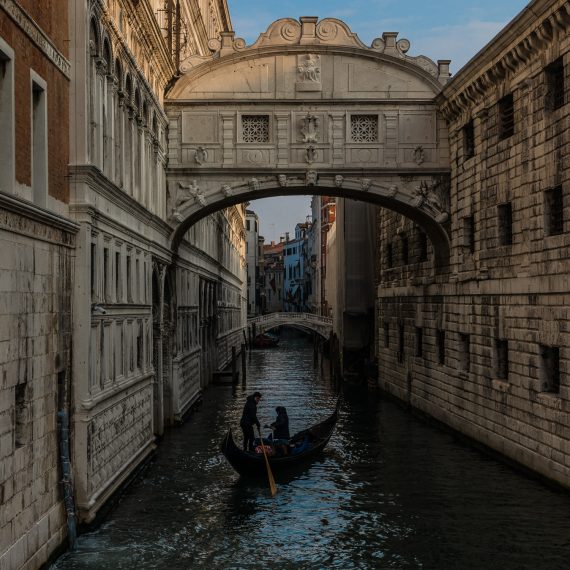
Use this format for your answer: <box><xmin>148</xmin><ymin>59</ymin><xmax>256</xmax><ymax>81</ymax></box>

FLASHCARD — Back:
<box><xmin>226</xmin><ymin>0</ymin><xmax>529</xmax><ymax>242</ymax></box>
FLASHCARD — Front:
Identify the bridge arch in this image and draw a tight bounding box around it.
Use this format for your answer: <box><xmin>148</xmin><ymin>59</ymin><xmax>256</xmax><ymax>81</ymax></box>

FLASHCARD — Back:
<box><xmin>248</xmin><ymin>312</ymin><xmax>334</xmax><ymax>339</ymax></box>
<box><xmin>165</xmin><ymin>17</ymin><xmax>452</xmax><ymax>271</ymax></box>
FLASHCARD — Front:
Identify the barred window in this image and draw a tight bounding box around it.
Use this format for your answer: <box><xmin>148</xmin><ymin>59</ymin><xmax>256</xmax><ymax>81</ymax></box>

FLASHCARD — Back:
<box><xmin>539</xmin><ymin>345</ymin><xmax>560</xmax><ymax>393</ymax></box>
<box><xmin>495</xmin><ymin>339</ymin><xmax>509</xmax><ymax>380</ymax></box>
<box><xmin>463</xmin><ymin>215</ymin><xmax>475</xmax><ymax>253</ymax></box>
<box><xmin>498</xmin><ymin>94</ymin><xmax>514</xmax><ymax>140</ymax></box>
<box><xmin>460</xmin><ymin>334</ymin><xmax>471</xmax><ymax>372</ymax></box>
<box><xmin>386</xmin><ymin>242</ymin><xmax>393</xmax><ymax>268</ymax></box>
<box><xmin>242</xmin><ymin>115</ymin><xmax>270</xmax><ymax>143</ymax></box>
<box><xmin>398</xmin><ymin>323</ymin><xmax>405</xmax><ymax>364</ymax></box>
<box><xmin>417</xmin><ymin>229</ymin><xmax>428</xmax><ymax>262</ymax></box>
<box><xmin>437</xmin><ymin>329</ymin><xmax>445</xmax><ymax>365</ymax></box>
<box><xmin>463</xmin><ymin>120</ymin><xmax>475</xmax><ymax>159</ymax></box>
<box><xmin>497</xmin><ymin>203</ymin><xmax>513</xmax><ymax>246</ymax></box>
<box><xmin>544</xmin><ymin>186</ymin><xmax>564</xmax><ymax>236</ymax></box>
<box><xmin>415</xmin><ymin>327</ymin><xmax>423</xmax><ymax>358</ymax></box>
<box><xmin>546</xmin><ymin>57</ymin><xmax>565</xmax><ymax>111</ymax></box>
<box><xmin>351</xmin><ymin>114</ymin><xmax>378</xmax><ymax>142</ymax></box>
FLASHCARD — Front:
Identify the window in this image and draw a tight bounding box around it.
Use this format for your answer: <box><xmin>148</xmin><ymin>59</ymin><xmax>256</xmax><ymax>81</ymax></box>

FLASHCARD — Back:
<box><xmin>498</xmin><ymin>94</ymin><xmax>514</xmax><ymax>140</ymax></box>
<box><xmin>31</xmin><ymin>72</ymin><xmax>47</xmax><ymax>207</ymax></box>
<box><xmin>246</xmin><ymin>220</ymin><xmax>250</xmax><ymax>231</ymax></box>
<box><xmin>463</xmin><ymin>120</ymin><xmax>475</xmax><ymax>159</ymax></box>
<box><xmin>497</xmin><ymin>203</ymin><xmax>513</xmax><ymax>246</ymax></box>
<box><xmin>242</xmin><ymin>115</ymin><xmax>269</xmax><ymax>143</ymax></box>
<box><xmin>495</xmin><ymin>339</ymin><xmax>509</xmax><ymax>380</ymax></box>
<box><xmin>383</xmin><ymin>321</ymin><xmax>389</xmax><ymax>348</ymax></box>
<box><xmin>115</xmin><ymin>252</ymin><xmax>121</xmax><ymax>301</ymax></box>
<box><xmin>103</xmin><ymin>247</ymin><xmax>110</xmax><ymax>301</ymax></box>
<box><xmin>351</xmin><ymin>114</ymin><xmax>378</xmax><ymax>142</ymax></box>
<box><xmin>437</xmin><ymin>330</ymin><xmax>445</xmax><ymax>365</ymax></box>
<box><xmin>544</xmin><ymin>186</ymin><xmax>564</xmax><ymax>236</ymax></box>
<box><xmin>460</xmin><ymin>334</ymin><xmax>471</xmax><ymax>372</ymax></box>
<box><xmin>463</xmin><ymin>215</ymin><xmax>475</xmax><ymax>253</ymax></box>
<box><xmin>415</xmin><ymin>327</ymin><xmax>423</xmax><ymax>358</ymax></box>
<box><xmin>539</xmin><ymin>345</ymin><xmax>560</xmax><ymax>393</ymax></box>
<box><xmin>546</xmin><ymin>57</ymin><xmax>565</xmax><ymax>111</ymax></box>
<box><xmin>0</xmin><ymin>39</ymin><xmax>15</xmax><ymax>193</ymax></box>
<box><xmin>15</xmin><ymin>383</ymin><xmax>30</xmax><ymax>447</ymax></box>
<box><xmin>91</xmin><ymin>243</ymin><xmax>97</xmax><ymax>298</ymax></box>
<box><xmin>417</xmin><ymin>230</ymin><xmax>428</xmax><ymax>262</ymax></box>
<box><xmin>401</xmin><ymin>235</ymin><xmax>409</xmax><ymax>265</ymax></box>
<box><xmin>126</xmin><ymin>255</ymin><xmax>132</xmax><ymax>302</ymax></box>
<box><xmin>386</xmin><ymin>242</ymin><xmax>393</xmax><ymax>268</ymax></box>
<box><xmin>398</xmin><ymin>323</ymin><xmax>404</xmax><ymax>364</ymax></box>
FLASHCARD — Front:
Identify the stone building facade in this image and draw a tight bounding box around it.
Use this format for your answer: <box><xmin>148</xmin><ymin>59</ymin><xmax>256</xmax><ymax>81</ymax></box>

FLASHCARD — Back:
<box><xmin>377</xmin><ymin>0</ymin><xmax>570</xmax><ymax>489</ymax></box>
<box><xmin>0</xmin><ymin>1</ymin><xmax>78</xmax><ymax>568</ymax></box>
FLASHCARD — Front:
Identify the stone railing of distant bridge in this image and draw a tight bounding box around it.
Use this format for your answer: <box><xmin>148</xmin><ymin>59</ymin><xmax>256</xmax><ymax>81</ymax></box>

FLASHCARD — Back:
<box><xmin>247</xmin><ymin>312</ymin><xmax>333</xmax><ymax>339</ymax></box>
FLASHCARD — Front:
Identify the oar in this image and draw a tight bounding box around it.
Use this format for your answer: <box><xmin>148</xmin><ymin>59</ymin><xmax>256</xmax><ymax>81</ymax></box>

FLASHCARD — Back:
<box><xmin>257</xmin><ymin>425</ymin><xmax>277</xmax><ymax>496</ymax></box>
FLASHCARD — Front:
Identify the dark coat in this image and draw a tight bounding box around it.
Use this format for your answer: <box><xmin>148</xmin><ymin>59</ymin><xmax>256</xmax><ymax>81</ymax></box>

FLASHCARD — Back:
<box><xmin>270</xmin><ymin>408</ymin><xmax>290</xmax><ymax>440</ymax></box>
<box><xmin>240</xmin><ymin>394</ymin><xmax>260</xmax><ymax>429</ymax></box>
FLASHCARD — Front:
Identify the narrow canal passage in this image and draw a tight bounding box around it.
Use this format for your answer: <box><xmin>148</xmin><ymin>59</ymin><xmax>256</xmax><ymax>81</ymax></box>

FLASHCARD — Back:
<box><xmin>52</xmin><ymin>332</ymin><xmax>570</xmax><ymax>570</ymax></box>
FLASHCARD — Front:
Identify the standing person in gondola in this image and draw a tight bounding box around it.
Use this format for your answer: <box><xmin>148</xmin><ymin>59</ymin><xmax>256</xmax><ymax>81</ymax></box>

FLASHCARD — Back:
<box><xmin>240</xmin><ymin>391</ymin><xmax>262</xmax><ymax>451</ymax></box>
<box><xmin>267</xmin><ymin>406</ymin><xmax>290</xmax><ymax>440</ymax></box>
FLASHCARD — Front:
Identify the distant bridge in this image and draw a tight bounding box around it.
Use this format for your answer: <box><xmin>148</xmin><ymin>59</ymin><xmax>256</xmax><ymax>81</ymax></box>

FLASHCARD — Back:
<box><xmin>247</xmin><ymin>312</ymin><xmax>333</xmax><ymax>339</ymax></box>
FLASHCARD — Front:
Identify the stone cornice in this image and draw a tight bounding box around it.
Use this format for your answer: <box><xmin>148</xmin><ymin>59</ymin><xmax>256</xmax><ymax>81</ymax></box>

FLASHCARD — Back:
<box><xmin>0</xmin><ymin>190</ymin><xmax>79</xmax><ymax>238</ymax></box>
<box><xmin>69</xmin><ymin>165</ymin><xmax>171</xmax><ymax>237</ymax></box>
<box><xmin>437</xmin><ymin>0</ymin><xmax>570</xmax><ymax>122</ymax></box>
<box><xmin>0</xmin><ymin>0</ymin><xmax>71</xmax><ymax>78</ymax></box>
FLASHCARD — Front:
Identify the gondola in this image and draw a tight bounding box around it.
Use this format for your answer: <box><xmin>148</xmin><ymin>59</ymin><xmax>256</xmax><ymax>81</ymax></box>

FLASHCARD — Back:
<box><xmin>221</xmin><ymin>398</ymin><xmax>341</xmax><ymax>478</ymax></box>
<box><xmin>252</xmin><ymin>332</ymin><xmax>279</xmax><ymax>348</ymax></box>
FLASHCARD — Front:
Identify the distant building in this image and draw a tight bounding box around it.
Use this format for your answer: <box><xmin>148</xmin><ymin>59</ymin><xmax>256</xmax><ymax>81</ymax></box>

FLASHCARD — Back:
<box><xmin>262</xmin><ymin>238</ymin><xmax>285</xmax><ymax>313</ymax></box>
<box><xmin>284</xmin><ymin>223</ymin><xmax>309</xmax><ymax>312</ymax></box>
<box><xmin>245</xmin><ymin>210</ymin><xmax>262</xmax><ymax>316</ymax></box>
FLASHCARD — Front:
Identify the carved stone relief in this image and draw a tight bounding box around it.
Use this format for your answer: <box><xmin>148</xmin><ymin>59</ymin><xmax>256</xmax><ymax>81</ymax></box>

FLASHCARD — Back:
<box><xmin>296</xmin><ymin>54</ymin><xmax>322</xmax><ymax>92</ymax></box>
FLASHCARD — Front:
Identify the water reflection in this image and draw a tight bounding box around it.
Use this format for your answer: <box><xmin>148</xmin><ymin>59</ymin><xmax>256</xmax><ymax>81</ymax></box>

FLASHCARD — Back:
<box><xmin>52</xmin><ymin>332</ymin><xmax>570</xmax><ymax>569</ymax></box>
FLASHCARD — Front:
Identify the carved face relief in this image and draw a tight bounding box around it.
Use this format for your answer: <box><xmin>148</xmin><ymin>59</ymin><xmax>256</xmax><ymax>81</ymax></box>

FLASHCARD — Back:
<box><xmin>297</xmin><ymin>55</ymin><xmax>321</xmax><ymax>83</ymax></box>
<box><xmin>277</xmin><ymin>175</ymin><xmax>288</xmax><ymax>188</ymax></box>
<box><xmin>221</xmin><ymin>184</ymin><xmax>233</xmax><ymax>197</ymax></box>
<box><xmin>305</xmin><ymin>170</ymin><xmax>318</xmax><ymax>186</ymax></box>
<box><xmin>195</xmin><ymin>146</ymin><xmax>208</xmax><ymax>165</ymax></box>
<box><xmin>334</xmin><ymin>175</ymin><xmax>344</xmax><ymax>188</ymax></box>
<box><xmin>361</xmin><ymin>178</ymin><xmax>372</xmax><ymax>191</ymax></box>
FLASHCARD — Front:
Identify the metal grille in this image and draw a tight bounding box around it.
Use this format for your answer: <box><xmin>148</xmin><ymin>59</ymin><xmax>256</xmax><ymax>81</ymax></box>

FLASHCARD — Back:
<box><xmin>351</xmin><ymin>114</ymin><xmax>378</xmax><ymax>142</ymax></box>
<box><xmin>415</xmin><ymin>327</ymin><xmax>423</xmax><ymax>358</ymax></box>
<box><xmin>463</xmin><ymin>120</ymin><xmax>475</xmax><ymax>159</ymax></box>
<box><xmin>496</xmin><ymin>339</ymin><xmax>509</xmax><ymax>380</ymax></box>
<box><xmin>546</xmin><ymin>58</ymin><xmax>565</xmax><ymax>110</ymax></box>
<box><xmin>545</xmin><ymin>186</ymin><xmax>564</xmax><ymax>235</ymax></box>
<box><xmin>498</xmin><ymin>94</ymin><xmax>514</xmax><ymax>139</ymax></box>
<box><xmin>437</xmin><ymin>329</ymin><xmax>445</xmax><ymax>365</ymax></box>
<box><xmin>497</xmin><ymin>203</ymin><xmax>513</xmax><ymax>246</ymax></box>
<box><xmin>242</xmin><ymin>115</ymin><xmax>270</xmax><ymax>143</ymax></box>
<box><xmin>460</xmin><ymin>334</ymin><xmax>470</xmax><ymax>372</ymax></box>
<box><xmin>463</xmin><ymin>215</ymin><xmax>475</xmax><ymax>253</ymax></box>
<box><xmin>540</xmin><ymin>345</ymin><xmax>560</xmax><ymax>393</ymax></box>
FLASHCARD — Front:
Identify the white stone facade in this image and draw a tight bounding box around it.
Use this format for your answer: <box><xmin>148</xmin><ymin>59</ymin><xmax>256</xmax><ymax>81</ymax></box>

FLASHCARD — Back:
<box><xmin>377</xmin><ymin>0</ymin><xmax>570</xmax><ymax>489</ymax></box>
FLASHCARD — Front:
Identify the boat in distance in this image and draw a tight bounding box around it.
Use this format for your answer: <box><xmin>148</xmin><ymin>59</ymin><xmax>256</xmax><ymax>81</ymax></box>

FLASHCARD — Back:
<box><xmin>221</xmin><ymin>398</ymin><xmax>341</xmax><ymax>478</ymax></box>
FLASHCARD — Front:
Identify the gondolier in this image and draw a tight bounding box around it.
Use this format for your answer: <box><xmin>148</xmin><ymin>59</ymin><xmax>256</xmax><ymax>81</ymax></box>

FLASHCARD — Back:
<box><xmin>240</xmin><ymin>391</ymin><xmax>262</xmax><ymax>451</ymax></box>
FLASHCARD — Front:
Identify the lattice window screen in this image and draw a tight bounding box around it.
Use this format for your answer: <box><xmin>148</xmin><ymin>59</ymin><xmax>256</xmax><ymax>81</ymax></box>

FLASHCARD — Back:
<box><xmin>350</xmin><ymin>115</ymin><xmax>378</xmax><ymax>142</ymax></box>
<box><xmin>242</xmin><ymin>115</ymin><xmax>270</xmax><ymax>143</ymax></box>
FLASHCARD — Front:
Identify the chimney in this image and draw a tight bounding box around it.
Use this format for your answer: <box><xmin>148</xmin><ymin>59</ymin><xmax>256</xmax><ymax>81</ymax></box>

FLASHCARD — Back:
<box><xmin>285</xmin><ymin>232</ymin><xmax>290</xmax><ymax>242</ymax></box>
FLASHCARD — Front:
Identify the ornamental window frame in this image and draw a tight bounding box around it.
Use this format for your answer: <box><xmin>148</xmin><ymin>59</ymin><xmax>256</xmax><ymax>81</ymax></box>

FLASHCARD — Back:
<box><xmin>238</xmin><ymin>113</ymin><xmax>272</xmax><ymax>144</ymax></box>
<box><xmin>348</xmin><ymin>113</ymin><xmax>380</xmax><ymax>143</ymax></box>
<box><xmin>0</xmin><ymin>36</ymin><xmax>15</xmax><ymax>195</ymax></box>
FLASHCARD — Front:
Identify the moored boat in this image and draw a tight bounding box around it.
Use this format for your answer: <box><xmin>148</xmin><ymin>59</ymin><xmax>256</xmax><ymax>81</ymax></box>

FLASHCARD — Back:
<box><xmin>221</xmin><ymin>398</ymin><xmax>341</xmax><ymax>478</ymax></box>
<box><xmin>252</xmin><ymin>332</ymin><xmax>279</xmax><ymax>348</ymax></box>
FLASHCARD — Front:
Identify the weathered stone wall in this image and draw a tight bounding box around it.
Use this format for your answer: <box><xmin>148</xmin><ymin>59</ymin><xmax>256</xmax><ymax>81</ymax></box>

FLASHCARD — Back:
<box><xmin>377</xmin><ymin>0</ymin><xmax>570</xmax><ymax>489</ymax></box>
<box><xmin>0</xmin><ymin>197</ymin><xmax>76</xmax><ymax>570</ymax></box>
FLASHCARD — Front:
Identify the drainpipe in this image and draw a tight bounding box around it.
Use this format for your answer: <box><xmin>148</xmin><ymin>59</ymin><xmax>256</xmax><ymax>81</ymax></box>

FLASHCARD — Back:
<box><xmin>57</xmin><ymin>370</ymin><xmax>77</xmax><ymax>549</ymax></box>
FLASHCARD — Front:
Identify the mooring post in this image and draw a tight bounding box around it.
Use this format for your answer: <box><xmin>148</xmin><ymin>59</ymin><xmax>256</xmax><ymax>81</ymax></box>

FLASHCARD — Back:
<box><xmin>232</xmin><ymin>346</ymin><xmax>237</xmax><ymax>383</ymax></box>
<box><xmin>241</xmin><ymin>343</ymin><xmax>247</xmax><ymax>383</ymax></box>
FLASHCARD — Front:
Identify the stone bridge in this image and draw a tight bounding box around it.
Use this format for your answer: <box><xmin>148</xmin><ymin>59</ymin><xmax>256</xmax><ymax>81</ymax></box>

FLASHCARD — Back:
<box><xmin>248</xmin><ymin>312</ymin><xmax>333</xmax><ymax>339</ymax></box>
<box><xmin>165</xmin><ymin>16</ymin><xmax>452</xmax><ymax>271</ymax></box>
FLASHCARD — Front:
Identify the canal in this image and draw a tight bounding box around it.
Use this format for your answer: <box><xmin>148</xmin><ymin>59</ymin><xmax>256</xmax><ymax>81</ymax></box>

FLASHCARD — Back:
<box><xmin>51</xmin><ymin>331</ymin><xmax>570</xmax><ymax>569</ymax></box>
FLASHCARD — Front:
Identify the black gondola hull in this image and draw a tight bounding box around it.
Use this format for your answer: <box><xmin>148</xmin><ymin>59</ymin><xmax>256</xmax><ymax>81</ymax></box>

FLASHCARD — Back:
<box><xmin>221</xmin><ymin>399</ymin><xmax>340</xmax><ymax>478</ymax></box>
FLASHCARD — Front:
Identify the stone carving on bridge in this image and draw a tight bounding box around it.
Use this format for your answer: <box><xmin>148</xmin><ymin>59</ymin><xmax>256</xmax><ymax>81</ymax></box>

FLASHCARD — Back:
<box><xmin>301</xmin><ymin>112</ymin><xmax>319</xmax><ymax>143</ymax></box>
<box><xmin>387</xmin><ymin>185</ymin><xmax>399</xmax><ymax>198</ymax></box>
<box><xmin>277</xmin><ymin>175</ymin><xmax>289</xmax><ymax>187</ymax></box>
<box><xmin>305</xmin><ymin>145</ymin><xmax>317</xmax><ymax>164</ymax></box>
<box><xmin>411</xmin><ymin>180</ymin><xmax>450</xmax><ymax>223</ymax></box>
<box><xmin>249</xmin><ymin>178</ymin><xmax>260</xmax><ymax>191</ymax></box>
<box><xmin>334</xmin><ymin>175</ymin><xmax>344</xmax><ymax>188</ymax></box>
<box><xmin>414</xmin><ymin>146</ymin><xmax>425</xmax><ymax>165</ymax></box>
<box><xmin>297</xmin><ymin>54</ymin><xmax>322</xmax><ymax>92</ymax></box>
<box><xmin>194</xmin><ymin>146</ymin><xmax>208</xmax><ymax>165</ymax></box>
<box><xmin>361</xmin><ymin>178</ymin><xmax>372</xmax><ymax>191</ymax></box>
<box><xmin>305</xmin><ymin>170</ymin><xmax>318</xmax><ymax>186</ymax></box>
<box><xmin>170</xmin><ymin>180</ymin><xmax>207</xmax><ymax>221</ymax></box>
<box><xmin>221</xmin><ymin>184</ymin><xmax>233</xmax><ymax>198</ymax></box>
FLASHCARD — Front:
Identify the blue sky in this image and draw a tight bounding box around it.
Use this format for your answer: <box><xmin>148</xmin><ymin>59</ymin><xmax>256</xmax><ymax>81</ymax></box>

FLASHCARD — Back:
<box><xmin>226</xmin><ymin>0</ymin><xmax>529</xmax><ymax>241</ymax></box>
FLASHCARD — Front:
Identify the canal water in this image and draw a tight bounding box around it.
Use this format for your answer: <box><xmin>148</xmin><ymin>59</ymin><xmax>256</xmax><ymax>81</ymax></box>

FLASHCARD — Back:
<box><xmin>52</xmin><ymin>332</ymin><xmax>570</xmax><ymax>570</ymax></box>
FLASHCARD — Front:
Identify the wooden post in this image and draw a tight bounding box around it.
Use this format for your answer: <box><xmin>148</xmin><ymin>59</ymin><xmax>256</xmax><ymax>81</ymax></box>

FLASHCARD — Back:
<box><xmin>232</xmin><ymin>346</ymin><xmax>237</xmax><ymax>383</ymax></box>
<box><xmin>241</xmin><ymin>343</ymin><xmax>247</xmax><ymax>383</ymax></box>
